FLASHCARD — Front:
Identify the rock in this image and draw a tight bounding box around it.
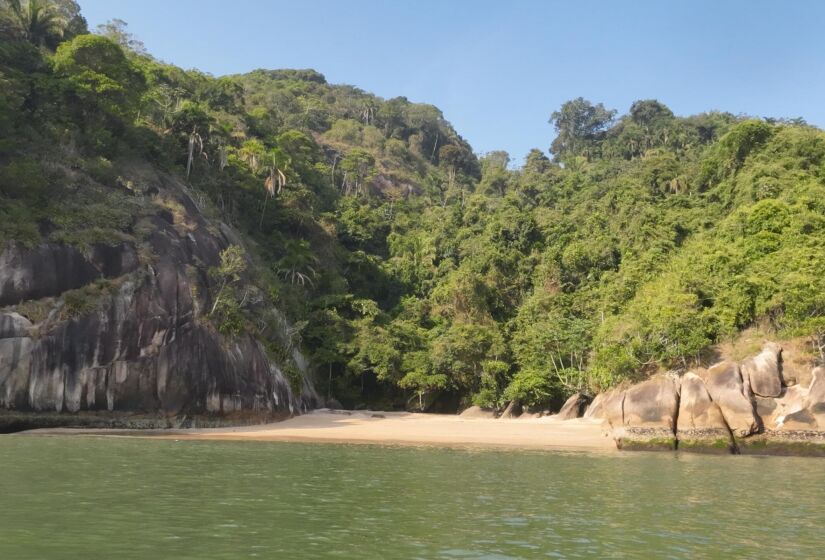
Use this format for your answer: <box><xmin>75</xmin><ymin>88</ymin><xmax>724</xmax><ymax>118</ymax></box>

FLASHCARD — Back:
<box><xmin>459</xmin><ymin>405</ymin><xmax>497</xmax><ymax>419</ymax></box>
<box><xmin>677</xmin><ymin>372</ymin><xmax>734</xmax><ymax>452</ymax></box>
<box><xmin>583</xmin><ymin>392</ymin><xmax>607</xmax><ymax>419</ymax></box>
<box><xmin>805</xmin><ymin>367</ymin><xmax>825</xmax><ymax>428</ymax></box>
<box><xmin>601</xmin><ymin>389</ymin><xmax>626</xmax><ymax>429</ymax></box>
<box><xmin>0</xmin><ymin>173</ymin><xmax>318</xmax><ymax>429</ymax></box>
<box><xmin>703</xmin><ymin>361</ymin><xmax>760</xmax><ymax>437</ymax></box>
<box><xmin>556</xmin><ymin>392</ymin><xmax>592</xmax><ymax>420</ymax></box>
<box><xmin>326</xmin><ymin>399</ymin><xmax>343</xmax><ymax>410</ymax></box>
<box><xmin>0</xmin><ymin>313</ymin><xmax>31</xmax><ymax>339</ymax></box>
<box><xmin>741</xmin><ymin>342</ymin><xmax>783</xmax><ymax>398</ymax></box>
<box><xmin>499</xmin><ymin>401</ymin><xmax>522</xmax><ymax>419</ymax></box>
<box><xmin>0</xmin><ymin>242</ymin><xmax>138</xmax><ymax>307</ymax></box>
<box><xmin>763</xmin><ymin>385</ymin><xmax>808</xmax><ymax>430</ymax></box>
<box><xmin>616</xmin><ymin>375</ymin><xmax>680</xmax><ymax>450</ymax></box>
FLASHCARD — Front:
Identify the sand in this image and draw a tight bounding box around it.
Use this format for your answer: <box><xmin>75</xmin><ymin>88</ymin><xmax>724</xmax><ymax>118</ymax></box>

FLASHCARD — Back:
<box><xmin>29</xmin><ymin>410</ymin><xmax>614</xmax><ymax>452</ymax></box>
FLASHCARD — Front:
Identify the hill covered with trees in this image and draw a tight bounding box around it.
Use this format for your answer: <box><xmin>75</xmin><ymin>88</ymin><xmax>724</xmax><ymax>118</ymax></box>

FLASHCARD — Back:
<box><xmin>2</xmin><ymin>0</ymin><xmax>824</xmax><ymax>413</ymax></box>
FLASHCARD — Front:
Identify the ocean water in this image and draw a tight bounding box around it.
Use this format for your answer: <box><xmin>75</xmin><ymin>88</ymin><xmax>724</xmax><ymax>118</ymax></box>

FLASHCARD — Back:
<box><xmin>0</xmin><ymin>436</ymin><xmax>822</xmax><ymax>559</ymax></box>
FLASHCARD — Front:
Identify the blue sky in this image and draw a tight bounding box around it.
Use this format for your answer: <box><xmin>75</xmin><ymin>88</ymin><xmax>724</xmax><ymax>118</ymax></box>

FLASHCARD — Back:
<box><xmin>78</xmin><ymin>0</ymin><xmax>825</xmax><ymax>163</ymax></box>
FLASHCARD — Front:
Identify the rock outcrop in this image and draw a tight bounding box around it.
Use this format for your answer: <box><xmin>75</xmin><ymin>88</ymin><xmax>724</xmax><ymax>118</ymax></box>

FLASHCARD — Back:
<box><xmin>0</xmin><ymin>172</ymin><xmax>317</xmax><ymax>431</ymax></box>
<box><xmin>595</xmin><ymin>343</ymin><xmax>825</xmax><ymax>456</ymax></box>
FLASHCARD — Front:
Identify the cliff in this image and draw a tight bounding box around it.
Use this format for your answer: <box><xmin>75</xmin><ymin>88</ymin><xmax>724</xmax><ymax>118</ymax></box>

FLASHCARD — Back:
<box><xmin>0</xmin><ymin>166</ymin><xmax>317</xmax><ymax>431</ymax></box>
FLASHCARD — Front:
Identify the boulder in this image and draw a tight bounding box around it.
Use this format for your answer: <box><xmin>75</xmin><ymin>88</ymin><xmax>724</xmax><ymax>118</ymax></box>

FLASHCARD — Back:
<box><xmin>741</xmin><ymin>342</ymin><xmax>783</xmax><ymax>398</ymax></box>
<box><xmin>805</xmin><ymin>367</ymin><xmax>825</xmax><ymax>428</ymax></box>
<box><xmin>764</xmin><ymin>385</ymin><xmax>808</xmax><ymax>430</ymax></box>
<box><xmin>583</xmin><ymin>392</ymin><xmax>610</xmax><ymax>419</ymax></box>
<box><xmin>615</xmin><ymin>375</ymin><xmax>680</xmax><ymax>450</ymax></box>
<box><xmin>601</xmin><ymin>389</ymin><xmax>626</xmax><ymax>429</ymax></box>
<box><xmin>326</xmin><ymin>399</ymin><xmax>343</xmax><ymax>410</ymax></box>
<box><xmin>703</xmin><ymin>361</ymin><xmax>760</xmax><ymax>437</ymax></box>
<box><xmin>676</xmin><ymin>372</ymin><xmax>734</xmax><ymax>452</ymax></box>
<box><xmin>556</xmin><ymin>392</ymin><xmax>591</xmax><ymax>420</ymax></box>
<box><xmin>499</xmin><ymin>401</ymin><xmax>522</xmax><ymax>419</ymax></box>
<box><xmin>459</xmin><ymin>405</ymin><xmax>497</xmax><ymax>419</ymax></box>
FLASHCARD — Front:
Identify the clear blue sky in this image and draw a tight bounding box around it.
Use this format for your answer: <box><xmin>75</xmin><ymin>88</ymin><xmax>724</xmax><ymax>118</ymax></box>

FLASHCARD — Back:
<box><xmin>78</xmin><ymin>0</ymin><xmax>825</xmax><ymax>163</ymax></box>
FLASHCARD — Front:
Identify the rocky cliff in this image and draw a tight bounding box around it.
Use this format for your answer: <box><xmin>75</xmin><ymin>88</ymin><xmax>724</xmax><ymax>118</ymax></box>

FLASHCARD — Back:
<box><xmin>582</xmin><ymin>342</ymin><xmax>825</xmax><ymax>455</ymax></box>
<box><xmin>0</xmin><ymin>168</ymin><xmax>317</xmax><ymax>431</ymax></box>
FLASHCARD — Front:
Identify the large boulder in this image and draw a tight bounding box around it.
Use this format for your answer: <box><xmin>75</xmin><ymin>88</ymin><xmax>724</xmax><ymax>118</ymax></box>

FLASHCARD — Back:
<box><xmin>459</xmin><ymin>405</ymin><xmax>497</xmax><ymax>419</ymax></box>
<box><xmin>616</xmin><ymin>375</ymin><xmax>680</xmax><ymax>450</ymax></box>
<box><xmin>741</xmin><ymin>342</ymin><xmax>783</xmax><ymax>398</ymax></box>
<box><xmin>556</xmin><ymin>392</ymin><xmax>591</xmax><ymax>420</ymax></box>
<box><xmin>601</xmin><ymin>389</ymin><xmax>626</xmax><ymax>429</ymax></box>
<box><xmin>703</xmin><ymin>361</ymin><xmax>760</xmax><ymax>437</ymax></box>
<box><xmin>499</xmin><ymin>401</ymin><xmax>522</xmax><ymax>419</ymax></box>
<box><xmin>677</xmin><ymin>372</ymin><xmax>735</xmax><ymax>452</ymax></box>
<box><xmin>583</xmin><ymin>392</ymin><xmax>607</xmax><ymax>419</ymax></box>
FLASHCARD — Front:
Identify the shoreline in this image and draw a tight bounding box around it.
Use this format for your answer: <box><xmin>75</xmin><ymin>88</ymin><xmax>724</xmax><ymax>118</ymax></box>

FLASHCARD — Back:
<box><xmin>19</xmin><ymin>410</ymin><xmax>616</xmax><ymax>453</ymax></box>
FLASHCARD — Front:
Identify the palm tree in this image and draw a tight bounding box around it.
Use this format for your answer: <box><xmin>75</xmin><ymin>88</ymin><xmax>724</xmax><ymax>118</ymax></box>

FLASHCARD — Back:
<box><xmin>3</xmin><ymin>0</ymin><xmax>67</xmax><ymax>48</ymax></box>
<box><xmin>276</xmin><ymin>240</ymin><xmax>318</xmax><ymax>287</ymax></box>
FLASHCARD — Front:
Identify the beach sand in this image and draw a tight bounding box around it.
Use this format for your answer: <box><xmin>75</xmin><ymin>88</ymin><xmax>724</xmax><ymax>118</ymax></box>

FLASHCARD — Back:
<box><xmin>27</xmin><ymin>410</ymin><xmax>615</xmax><ymax>452</ymax></box>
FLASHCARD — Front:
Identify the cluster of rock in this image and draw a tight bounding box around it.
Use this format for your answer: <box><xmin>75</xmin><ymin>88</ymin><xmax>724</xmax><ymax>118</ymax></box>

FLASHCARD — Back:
<box><xmin>0</xmin><ymin>171</ymin><xmax>316</xmax><ymax>432</ymax></box>
<box><xmin>459</xmin><ymin>392</ymin><xmax>592</xmax><ymax>421</ymax></box>
<box><xmin>582</xmin><ymin>343</ymin><xmax>825</xmax><ymax>455</ymax></box>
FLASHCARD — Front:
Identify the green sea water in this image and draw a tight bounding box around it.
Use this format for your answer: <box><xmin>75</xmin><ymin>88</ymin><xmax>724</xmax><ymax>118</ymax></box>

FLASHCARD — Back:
<box><xmin>0</xmin><ymin>436</ymin><xmax>823</xmax><ymax>559</ymax></box>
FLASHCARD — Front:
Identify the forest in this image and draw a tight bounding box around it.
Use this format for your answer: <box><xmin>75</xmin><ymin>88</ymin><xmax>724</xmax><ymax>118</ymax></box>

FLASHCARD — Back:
<box><xmin>3</xmin><ymin>0</ymin><xmax>825</xmax><ymax>412</ymax></box>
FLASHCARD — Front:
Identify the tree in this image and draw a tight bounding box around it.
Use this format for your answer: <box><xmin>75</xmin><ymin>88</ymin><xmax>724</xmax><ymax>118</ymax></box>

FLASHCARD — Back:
<box><xmin>2</xmin><ymin>0</ymin><xmax>70</xmax><ymax>48</ymax></box>
<box><xmin>95</xmin><ymin>18</ymin><xmax>146</xmax><ymax>54</ymax></box>
<box><xmin>549</xmin><ymin>97</ymin><xmax>616</xmax><ymax>159</ymax></box>
<box><xmin>52</xmin><ymin>34</ymin><xmax>146</xmax><ymax>121</ymax></box>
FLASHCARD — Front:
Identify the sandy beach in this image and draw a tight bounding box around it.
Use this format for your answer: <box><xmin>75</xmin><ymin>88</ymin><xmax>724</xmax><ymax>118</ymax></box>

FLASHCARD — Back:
<box><xmin>27</xmin><ymin>410</ymin><xmax>615</xmax><ymax>452</ymax></box>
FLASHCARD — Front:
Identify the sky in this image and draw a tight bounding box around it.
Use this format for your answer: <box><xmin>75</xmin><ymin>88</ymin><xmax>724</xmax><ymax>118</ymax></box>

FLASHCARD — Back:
<box><xmin>78</xmin><ymin>0</ymin><xmax>825</xmax><ymax>163</ymax></box>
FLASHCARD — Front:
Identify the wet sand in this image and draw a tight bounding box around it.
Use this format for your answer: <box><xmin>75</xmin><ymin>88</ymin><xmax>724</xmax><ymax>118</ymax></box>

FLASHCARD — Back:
<box><xmin>28</xmin><ymin>410</ymin><xmax>614</xmax><ymax>452</ymax></box>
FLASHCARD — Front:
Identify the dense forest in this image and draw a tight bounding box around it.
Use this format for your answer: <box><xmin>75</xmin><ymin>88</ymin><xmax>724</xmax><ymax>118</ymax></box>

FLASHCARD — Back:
<box><xmin>3</xmin><ymin>0</ymin><xmax>825</xmax><ymax>412</ymax></box>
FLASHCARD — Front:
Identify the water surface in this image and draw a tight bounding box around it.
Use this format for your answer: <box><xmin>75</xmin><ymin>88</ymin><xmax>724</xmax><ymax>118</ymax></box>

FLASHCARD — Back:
<box><xmin>0</xmin><ymin>436</ymin><xmax>822</xmax><ymax>559</ymax></box>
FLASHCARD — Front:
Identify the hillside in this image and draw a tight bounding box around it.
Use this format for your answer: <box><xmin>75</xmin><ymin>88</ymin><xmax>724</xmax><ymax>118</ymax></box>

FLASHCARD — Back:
<box><xmin>1</xmin><ymin>1</ymin><xmax>825</xmax><ymax>422</ymax></box>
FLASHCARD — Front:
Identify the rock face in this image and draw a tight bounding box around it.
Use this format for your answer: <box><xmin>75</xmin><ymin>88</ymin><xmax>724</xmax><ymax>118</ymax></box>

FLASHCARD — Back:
<box><xmin>0</xmin><ymin>242</ymin><xmax>138</xmax><ymax>307</ymax></box>
<box><xmin>741</xmin><ymin>343</ymin><xmax>783</xmax><ymax>398</ymax></box>
<box><xmin>0</xmin><ymin>173</ymin><xmax>316</xmax><ymax>430</ymax></box>
<box><xmin>703</xmin><ymin>361</ymin><xmax>760</xmax><ymax>437</ymax></box>
<box><xmin>677</xmin><ymin>372</ymin><xmax>734</xmax><ymax>452</ymax></box>
<box><xmin>556</xmin><ymin>392</ymin><xmax>591</xmax><ymax>420</ymax></box>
